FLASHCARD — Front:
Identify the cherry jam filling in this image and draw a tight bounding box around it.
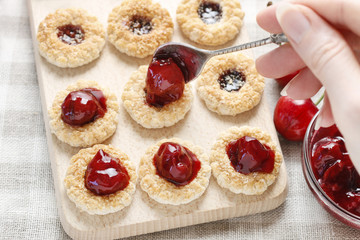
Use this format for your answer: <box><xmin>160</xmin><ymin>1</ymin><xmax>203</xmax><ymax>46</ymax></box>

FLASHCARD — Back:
<box><xmin>218</xmin><ymin>69</ymin><xmax>246</xmax><ymax>92</ymax></box>
<box><xmin>310</xmin><ymin>125</ymin><xmax>360</xmax><ymax>216</ymax></box>
<box><xmin>198</xmin><ymin>1</ymin><xmax>222</xmax><ymax>24</ymax></box>
<box><xmin>57</xmin><ymin>24</ymin><xmax>85</xmax><ymax>45</ymax></box>
<box><xmin>145</xmin><ymin>58</ymin><xmax>185</xmax><ymax>108</ymax></box>
<box><xmin>85</xmin><ymin>149</ymin><xmax>130</xmax><ymax>196</ymax></box>
<box><xmin>153</xmin><ymin>142</ymin><xmax>201</xmax><ymax>186</ymax></box>
<box><xmin>61</xmin><ymin>88</ymin><xmax>107</xmax><ymax>126</ymax></box>
<box><xmin>226</xmin><ymin>136</ymin><xmax>275</xmax><ymax>175</ymax></box>
<box><xmin>129</xmin><ymin>15</ymin><xmax>153</xmax><ymax>35</ymax></box>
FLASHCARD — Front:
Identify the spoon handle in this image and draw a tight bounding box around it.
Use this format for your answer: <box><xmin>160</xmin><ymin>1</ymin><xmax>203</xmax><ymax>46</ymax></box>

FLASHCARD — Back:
<box><xmin>211</xmin><ymin>33</ymin><xmax>288</xmax><ymax>56</ymax></box>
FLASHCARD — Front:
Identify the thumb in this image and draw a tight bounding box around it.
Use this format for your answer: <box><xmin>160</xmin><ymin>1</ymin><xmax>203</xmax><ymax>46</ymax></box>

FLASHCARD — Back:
<box><xmin>276</xmin><ymin>2</ymin><xmax>360</xmax><ymax>101</ymax></box>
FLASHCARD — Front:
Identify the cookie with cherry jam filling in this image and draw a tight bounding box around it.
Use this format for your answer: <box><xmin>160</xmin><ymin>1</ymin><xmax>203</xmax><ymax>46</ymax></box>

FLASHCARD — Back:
<box><xmin>64</xmin><ymin>144</ymin><xmax>137</xmax><ymax>215</ymax></box>
<box><xmin>107</xmin><ymin>0</ymin><xmax>174</xmax><ymax>58</ymax></box>
<box><xmin>177</xmin><ymin>0</ymin><xmax>244</xmax><ymax>46</ymax></box>
<box><xmin>139</xmin><ymin>138</ymin><xmax>211</xmax><ymax>205</ymax></box>
<box><xmin>49</xmin><ymin>80</ymin><xmax>119</xmax><ymax>147</ymax></box>
<box><xmin>37</xmin><ymin>8</ymin><xmax>105</xmax><ymax>68</ymax></box>
<box><xmin>121</xmin><ymin>65</ymin><xmax>193</xmax><ymax>128</ymax></box>
<box><xmin>210</xmin><ymin>126</ymin><xmax>283</xmax><ymax>195</ymax></box>
<box><xmin>197</xmin><ymin>53</ymin><xmax>264</xmax><ymax>116</ymax></box>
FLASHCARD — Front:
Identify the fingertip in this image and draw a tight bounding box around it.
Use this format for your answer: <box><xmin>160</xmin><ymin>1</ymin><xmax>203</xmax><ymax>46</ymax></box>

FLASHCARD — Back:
<box><xmin>255</xmin><ymin>44</ymin><xmax>306</xmax><ymax>78</ymax></box>
<box><xmin>256</xmin><ymin>4</ymin><xmax>283</xmax><ymax>33</ymax></box>
<box><xmin>255</xmin><ymin>55</ymin><xmax>267</xmax><ymax>76</ymax></box>
<box><xmin>285</xmin><ymin>68</ymin><xmax>322</xmax><ymax>100</ymax></box>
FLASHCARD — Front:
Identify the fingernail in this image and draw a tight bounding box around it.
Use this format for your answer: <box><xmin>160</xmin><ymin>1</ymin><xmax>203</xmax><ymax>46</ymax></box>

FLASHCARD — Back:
<box><xmin>282</xmin><ymin>78</ymin><xmax>300</xmax><ymax>99</ymax></box>
<box><xmin>276</xmin><ymin>3</ymin><xmax>310</xmax><ymax>44</ymax></box>
<box><xmin>280</xmin><ymin>83</ymin><xmax>289</xmax><ymax>96</ymax></box>
<box><xmin>280</xmin><ymin>78</ymin><xmax>296</xmax><ymax>97</ymax></box>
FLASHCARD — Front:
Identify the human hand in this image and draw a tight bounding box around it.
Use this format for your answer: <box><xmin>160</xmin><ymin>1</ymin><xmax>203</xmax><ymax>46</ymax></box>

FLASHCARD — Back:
<box><xmin>255</xmin><ymin>0</ymin><xmax>360</xmax><ymax>171</ymax></box>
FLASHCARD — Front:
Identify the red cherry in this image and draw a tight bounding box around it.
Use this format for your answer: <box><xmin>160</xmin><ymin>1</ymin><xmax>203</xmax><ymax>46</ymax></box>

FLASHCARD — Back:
<box><xmin>311</xmin><ymin>136</ymin><xmax>346</xmax><ymax>178</ymax></box>
<box><xmin>311</xmin><ymin>124</ymin><xmax>341</xmax><ymax>144</ymax></box>
<box><xmin>274</xmin><ymin>96</ymin><xmax>318</xmax><ymax>141</ymax></box>
<box><xmin>85</xmin><ymin>149</ymin><xmax>130</xmax><ymax>196</ymax></box>
<box><xmin>154</xmin><ymin>142</ymin><xmax>201</xmax><ymax>186</ymax></box>
<box><xmin>275</xmin><ymin>70</ymin><xmax>300</xmax><ymax>86</ymax></box>
<box><xmin>145</xmin><ymin>58</ymin><xmax>185</xmax><ymax>108</ymax></box>
<box><xmin>61</xmin><ymin>88</ymin><xmax>106</xmax><ymax>126</ymax></box>
<box><xmin>320</xmin><ymin>158</ymin><xmax>353</xmax><ymax>193</ymax></box>
<box><xmin>227</xmin><ymin>136</ymin><xmax>275</xmax><ymax>175</ymax></box>
<box><xmin>340</xmin><ymin>192</ymin><xmax>360</xmax><ymax>215</ymax></box>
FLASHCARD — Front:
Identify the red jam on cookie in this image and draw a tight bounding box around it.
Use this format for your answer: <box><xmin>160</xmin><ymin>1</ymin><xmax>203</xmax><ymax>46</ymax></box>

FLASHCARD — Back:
<box><xmin>57</xmin><ymin>24</ymin><xmax>85</xmax><ymax>45</ymax></box>
<box><xmin>198</xmin><ymin>1</ymin><xmax>222</xmax><ymax>24</ymax></box>
<box><xmin>153</xmin><ymin>142</ymin><xmax>201</xmax><ymax>186</ymax></box>
<box><xmin>129</xmin><ymin>15</ymin><xmax>153</xmax><ymax>35</ymax></box>
<box><xmin>310</xmin><ymin>125</ymin><xmax>360</xmax><ymax>216</ymax></box>
<box><xmin>61</xmin><ymin>88</ymin><xmax>107</xmax><ymax>126</ymax></box>
<box><xmin>145</xmin><ymin>58</ymin><xmax>185</xmax><ymax>108</ymax></box>
<box><xmin>85</xmin><ymin>149</ymin><xmax>130</xmax><ymax>196</ymax></box>
<box><xmin>226</xmin><ymin>136</ymin><xmax>275</xmax><ymax>175</ymax></box>
<box><xmin>218</xmin><ymin>69</ymin><xmax>246</xmax><ymax>92</ymax></box>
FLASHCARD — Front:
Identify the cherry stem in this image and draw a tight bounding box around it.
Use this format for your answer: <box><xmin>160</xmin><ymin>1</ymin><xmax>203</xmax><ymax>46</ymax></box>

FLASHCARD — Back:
<box><xmin>315</xmin><ymin>93</ymin><xmax>324</xmax><ymax>107</ymax></box>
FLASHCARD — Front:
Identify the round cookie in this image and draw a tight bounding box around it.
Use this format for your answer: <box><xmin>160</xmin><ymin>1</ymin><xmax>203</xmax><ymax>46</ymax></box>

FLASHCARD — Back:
<box><xmin>64</xmin><ymin>144</ymin><xmax>137</xmax><ymax>215</ymax></box>
<box><xmin>121</xmin><ymin>65</ymin><xmax>193</xmax><ymax>128</ymax></box>
<box><xmin>197</xmin><ymin>53</ymin><xmax>264</xmax><ymax>116</ymax></box>
<box><xmin>176</xmin><ymin>0</ymin><xmax>244</xmax><ymax>46</ymax></box>
<box><xmin>37</xmin><ymin>8</ymin><xmax>105</xmax><ymax>68</ymax></box>
<box><xmin>107</xmin><ymin>0</ymin><xmax>174</xmax><ymax>58</ymax></box>
<box><xmin>210</xmin><ymin>126</ymin><xmax>283</xmax><ymax>195</ymax></box>
<box><xmin>49</xmin><ymin>80</ymin><xmax>119</xmax><ymax>147</ymax></box>
<box><xmin>139</xmin><ymin>138</ymin><xmax>211</xmax><ymax>205</ymax></box>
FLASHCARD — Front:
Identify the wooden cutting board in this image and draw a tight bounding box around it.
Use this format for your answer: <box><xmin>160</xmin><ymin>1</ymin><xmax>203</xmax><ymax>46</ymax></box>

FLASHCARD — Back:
<box><xmin>27</xmin><ymin>0</ymin><xmax>288</xmax><ymax>239</ymax></box>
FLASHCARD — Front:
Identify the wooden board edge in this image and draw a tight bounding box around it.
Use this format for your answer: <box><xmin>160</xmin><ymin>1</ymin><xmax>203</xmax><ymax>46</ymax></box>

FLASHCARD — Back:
<box><xmin>60</xmin><ymin>163</ymin><xmax>288</xmax><ymax>240</ymax></box>
<box><xmin>64</xmin><ymin>179</ymin><xmax>287</xmax><ymax>239</ymax></box>
<box><xmin>27</xmin><ymin>0</ymin><xmax>67</xmax><ymax>230</ymax></box>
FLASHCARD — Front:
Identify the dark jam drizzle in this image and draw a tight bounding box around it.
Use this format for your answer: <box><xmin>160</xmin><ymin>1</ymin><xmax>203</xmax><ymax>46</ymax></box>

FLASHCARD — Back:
<box><xmin>85</xmin><ymin>149</ymin><xmax>130</xmax><ymax>196</ymax></box>
<box><xmin>198</xmin><ymin>1</ymin><xmax>222</xmax><ymax>24</ymax></box>
<box><xmin>226</xmin><ymin>136</ymin><xmax>275</xmax><ymax>175</ymax></box>
<box><xmin>57</xmin><ymin>24</ymin><xmax>85</xmax><ymax>45</ymax></box>
<box><xmin>129</xmin><ymin>15</ymin><xmax>153</xmax><ymax>35</ymax></box>
<box><xmin>61</xmin><ymin>88</ymin><xmax>107</xmax><ymax>126</ymax></box>
<box><xmin>145</xmin><ymin>58</ymin><xmax>185</xmax><ymax>108</ymax></box>
<box><xmin>310</xmin><ymin>125</ymin><xmax>360</xmax><ymax>216</ymax></box>
<box><xmin>153</xmin><ymin>142</ymin><xmax>201</xmax><ymax>186</ymax></box>
<box><xmin>218</xmin><ymin>69</ymin><xmax>246</xmax><ymax>92</ymax></box>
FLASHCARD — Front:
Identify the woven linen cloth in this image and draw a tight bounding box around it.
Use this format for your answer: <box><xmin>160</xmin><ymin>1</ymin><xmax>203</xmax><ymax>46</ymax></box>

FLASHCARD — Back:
<box><xmin>0</xmin><ymin>0</ymin><xmax>359</xmax><ymax>239</ymax></box>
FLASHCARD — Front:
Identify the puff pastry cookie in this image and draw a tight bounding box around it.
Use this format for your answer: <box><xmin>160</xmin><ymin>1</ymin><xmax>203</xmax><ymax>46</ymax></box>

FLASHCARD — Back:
<box><xmin>37</xmin><ymin>8</ymin><xmax>105</xmax><ymax>68</ymax></box>
<box><xmin>107</xmin><ymin>0</ymin><xmax>174</xmax><ymax>58</ymax></box>
<box><xmin>64</xmin><ymin>144</ymin><xmax>137</xmax><ymax>215</ymax></box>
<box><xmin>49</xmin><ymin>80</ymin><xmax>119</xmax><ymax>147</ymax></box>
<box><xmin>177</xmin><ymin>0</ymin><xmax>244</xmax><ymax>46</ymax></box>
<box><xmin>197</xmin><ymin>53</ymin><xmax>264</xmax><ymax>116</ymax></box>
<box><xmin>210</xmin><ymin>126</ymin><xmax>283</xmax><ymax>195</ymax></box>
<box><xmin>121</xmin><ymin>65</ymin><xmax>193</xmax><ymax>128</ymax></box>
<box><xmin>139</xmin><ymin>138</ymin><xmax>211</xmax><ymax>205</ymax></box>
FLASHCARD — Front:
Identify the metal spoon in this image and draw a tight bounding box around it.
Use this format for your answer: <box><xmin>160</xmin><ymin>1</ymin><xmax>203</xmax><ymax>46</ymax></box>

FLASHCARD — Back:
<box><xmin>153</xmin><ymin>33</ymin><xmax>288</xmax><ymax>82</ymax></box>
